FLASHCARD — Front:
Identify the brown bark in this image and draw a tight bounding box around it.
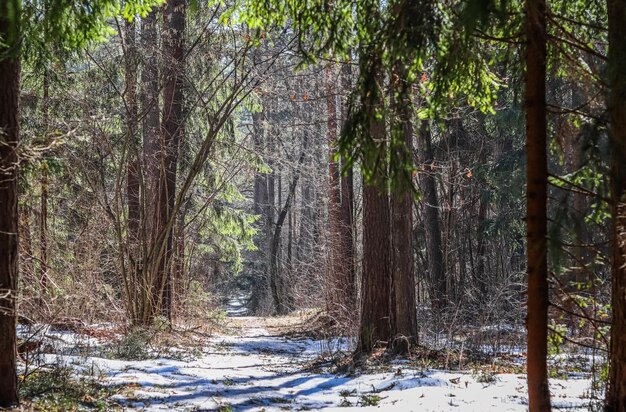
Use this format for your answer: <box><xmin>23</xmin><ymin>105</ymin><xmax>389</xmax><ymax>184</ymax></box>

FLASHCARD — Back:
<box><xmin>252</xmin><ymin>112</ymin><xmax>266</xmax><ymax>216</ymax></box>
<box><xmin>141</xmin><ymin>9</ymin><xmax>160</xmax><ymax>246</ymax></box>
<box><xmin>360</xmin><ymin>180</ymin><xmax>392</xmax><ymax>352</ymax></box>
<box><xmin>358</xmin><ymin>73</ymin><xmax>391</xmax><ymax>354</ymax></box>
<box><xmin>250</xmin><ymin>110</ymin><xmax>269</xmax><ymax>311</ymax></box>
<box><xmin>475</xmin><ymin>190</ymin><xmax>488</xmax><ymax>296</ymax></box>
<box><xmin>39</xmin><ymin>71</ymin><xmax>49</xmax><ymax>299</ymax></box>
<box><xmin>416</xmin><ymin>121</ymin><xmax>447</xmax><ymax>311</ymax></box>
<box><xmin>525</xmin><ymin>0</ymin><xmax>551</xmax><ymax>410</ymax></box>
<box><xmin>270</xmin><ymin>165</ymin><xmax>302</xmax><ymax>315</ymax></box>
<box><xmin>325</xmin><ymin>63</ymin><xmax>345</xmax><ymax>320</ymax></box>
<box><xmin>270</xmin><ymin>126</ymin><xmax>306</xmax><ymax>314</ymax></box>
<box><xmin>339</xmin><ymin>62</ymin><xmax>356</xmax><ymax>311</ymax></box>
<box><xmin>389</xmin><ymin>64</ymin><xmax>417</xmax><ymax>353</ymax></box>
<box><xmin>172</xmin><ymin>214</ymin><xmax>185</xmax><ymax>313</ymax></box>
<box><xmin>607</xmin><ymin>0</ymin><xmax>626</xmax><ymax>410</ymax></box>
<box><xmin>124</xmin><ymin>20</ymin><xmax>141</xmax><ymax>319</ymax></box>
<box><xmin>152</xmin><ymin>0</ymin><xmax>185</xmax><ymax>321</ymax></box>
<box><xmin>474</xmin><ymin>132</ymin><xmax>489</xmax><ymax>299</ymax></box>
<box><xmin>265</xmin><ymin>133</ymin><xmax>276</xmax><ymax>309</ymax></box>
<box><xmin>19</xmin><ymin>206</ymin><xmax>35</xmax><ymax>286</ymax></box>
<box><xmin>125</xmin><ymin>19</ymin><xmax>141</xmax><ymax>244</ymax></box>
<box><xmin>0</xmin><ymin>5</ymin><xmax>20</xmax><ymax>406</ymax></box>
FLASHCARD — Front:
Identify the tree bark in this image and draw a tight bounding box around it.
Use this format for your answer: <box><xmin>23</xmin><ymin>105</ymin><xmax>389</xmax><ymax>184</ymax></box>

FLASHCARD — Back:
<box><xmin>390</xmin><ymin>63</ymin><xmax>417</xmax><ymax>353</ymax></box>
<box><xmin>39</xmin><ymin>71</ymin><xmax>50</xmax><ymax>301</ymax></box>
<box><xmin>19</xmin><ymin>205</ymin><xmax>35</xmax><ymax>288</ymax></box>
<box><xmin>607</xmin><ymin>0</ymin><xmax>626</xmax><ymax>410</ymax></box>
<box><xmin>124</xmin><ymin>20</ymin><xmax>141</xmax><ymax>317</ymax></box>
<box><xmin>125</xmin><ymin>19</ymin><xmax>140</xmax><ymax>245</ymax></box>
<box><xmin>416</xmin><ymin>121</ymin><xmax>447</xmax><ymax>311</ymax></box>
<box><xmin>269</xmin><ymin>189</ymin><xmax>291</xmax><ymax>314</ymax></box>
<box><xmin>525</xmin><ymin>0</ymin><xmax>551</xmax><ymax>410</ymax></box>
<box><xmin>325</xmin><ymin>63</ymin><xmax>345</xmax><ymax>320</ymax></box>
<box><xmin>339</xmin><ymin>61</ymin><xmax>356</xmax><ymax>312</ymax></box>
<box><xmin>266</xmin><ymin>131</ymin><xmax>276</xmax><ymax>308</ymax></box>
<box><xmin>358</xmin><ymin>72</ymin><xmax>391</xmax><ymax>354</ymax></box>
<box><xmin>250</xmin><ymin>110</ymin><xmax>269</xmax><ymax>312</ymax></box>
<box><xmin>270</xmin><ymin>151</ymin><xmax>305</xmax><ymax>315</ymax></box>
<box><xmin>141</xmin><ymin>9</ymin><xmax>160</xmax><ymax>246</ymax></box>
<box><xmin>153</xmin><ymin>0</ymin><xmax>185</xmax><ymax>321</ymax></box>
<box><xmin>360</xmin><ymin>179</ymin><xmax>392</xmax><ymax>352</ymax></box>
<box><xmin>0</xmin><ymin>4</ymin><xmax>20</xmax><ymax>406</ymax></box>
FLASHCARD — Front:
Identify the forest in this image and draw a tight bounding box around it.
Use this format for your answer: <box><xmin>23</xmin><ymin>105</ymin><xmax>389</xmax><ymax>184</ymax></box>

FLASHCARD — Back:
<box><xmin>0</xmin><ymin>0</ymin><xmax>625</xmax><ymax>411</ymax></box>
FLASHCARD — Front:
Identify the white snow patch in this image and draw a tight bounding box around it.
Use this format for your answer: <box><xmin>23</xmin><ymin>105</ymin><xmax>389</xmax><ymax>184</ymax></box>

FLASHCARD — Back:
<box><xmin>23</xmin><ymin>319</ymin><xmax>594</xmax><ymax>411</ymax></box>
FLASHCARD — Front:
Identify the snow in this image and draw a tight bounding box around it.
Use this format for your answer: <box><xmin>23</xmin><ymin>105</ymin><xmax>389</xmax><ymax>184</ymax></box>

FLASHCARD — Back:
<box><xmin>225</xmin><ymin>295</ymin><xmax>250</xmax><ymax>317</ymax></box>
<box><xmin>20</xmin><ymin>314</ymin><xmax>595</xmax><ymax>411</ymax></box>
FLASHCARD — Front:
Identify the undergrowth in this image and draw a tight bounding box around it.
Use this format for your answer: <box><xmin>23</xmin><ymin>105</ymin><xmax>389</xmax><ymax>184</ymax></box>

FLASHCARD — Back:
<box><xmin>19</xmin><ymin>364</ymin><xmax>121</xmax><ymax>411</ymax></box>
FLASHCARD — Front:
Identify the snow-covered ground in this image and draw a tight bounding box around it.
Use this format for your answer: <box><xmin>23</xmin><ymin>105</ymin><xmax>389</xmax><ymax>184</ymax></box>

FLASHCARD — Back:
<box><xmin>224</xmin><ymin>295</ymin><xmax>250</xmax><ymax>317</ymax></box>
<box><xmin>20</xmin><ymin>304</ymin><xmax>596</xmax><ymax>411</ymax></box>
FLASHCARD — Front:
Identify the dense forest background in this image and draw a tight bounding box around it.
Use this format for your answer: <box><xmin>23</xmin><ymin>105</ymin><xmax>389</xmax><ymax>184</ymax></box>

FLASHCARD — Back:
<box><xmin>1</xmin><ymin>0</ymin><xmax>625</xmax><ymax>410</ymax></box>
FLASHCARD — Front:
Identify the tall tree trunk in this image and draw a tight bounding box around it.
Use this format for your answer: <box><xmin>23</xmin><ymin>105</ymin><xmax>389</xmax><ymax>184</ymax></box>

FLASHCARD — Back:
<box><xmin>172</xmin><ymin>212</ymin><xmax>185</xmax><ymax>314</ymax></box>
<box><xmin>250</xmin><ymin>110</ymin><xmax>268</xmax><ymax>312</ymax></box>
<box><xmin>124</xmin><ymin>20</ymin><xmax>141</xmax><ymax>313</ymax></box>
<box><xmin>0</xmin><ymin>3</ymin><xmax>20</xmax><ymax>406</ymax></box>
<box><xmin>525</xmin><ymin>0</ymin><xmax>551</xmax><ymax>410</ymax></box>
<box><xmin>475</xmin><ymin>189</ymin><xmax>488</xmax><ymax>298</ymax></box>
<box><xmin>137</xmin><ymin>9</ymin><xmax>160</xmax><ymax>324</ymax></box>
<box><xmin>141</xmin><ymin>9</ymin><xmax>160</xmax><ymax>245</ymax></box>
<box><xmin>297</xmin><ymin>136</ymin><xmax>316</xmax><ymax>269</ymax></box>
<box><xmin>389</xmin><ymin>63</ymin><xmax>417</xmax><ymax>353</ymax></box>
<box><xmin>125</xmin><ymin>19</ymin><xmax>140</xmax><ymax>244</ymax></box>
<box><xmin>416</xmin><ymin>121</ymin><xmax>447</xmax><ymax>311</ymax></box>
<box><xmin>270</xmin><ymin>151</ymin><xmax>305</xmax><ymax>315</ymax></box>
<box><xmin>20</xmin><ymin>206</ymin><xmax>35</xmax><ymax>288</ymax></box>
<box><xmin>39</xmin><ymin>70</ymin><xmax>49</xmax><ymax>301</ymax></box>
<box><xmin>339</xmin><ymin>61</ymin><xmax>356</xmax><ymax>312</ymax></box>
<box><xmin>153</xmin><ymin>0</ymin><xmax>185</xmax><ymax>321</ymax></box>
<box><xmin>325</xmin><ymin>63</ymin><xmax>344</xmax><ymax>320</ymax></box>
<box><xmin>252</xmin><ymin>112</ymin><xmax>266</xmax><ymax>216</ymax></box>
<box><xmin>358</xmin><ymin>72</ymin><xmax>391</xmax><ymax>354</ymax></box>
<box><xmin>474</xmin><ymin>130</ymin><xmax>489</xmax><ymax>300</ymax></box>
<box><xmin>607</xmin><ymin>0</ymin><xmax>626</xmax><ymax>409</ymax></box>
<box><xmin>264</xmin><ymin>133</ymin><xmax>276</xmax><ymax>310</ymax></box>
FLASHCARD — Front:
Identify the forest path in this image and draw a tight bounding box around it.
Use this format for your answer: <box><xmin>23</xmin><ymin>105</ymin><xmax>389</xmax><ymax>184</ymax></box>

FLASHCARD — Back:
<box><xmin>64</xmin><ymin>299</ymin><xmax>590</xmax><ymax>411</ymax></box>
<box><xmin>102</xmin><ymin>301</ymin><xmax>348</xmax><ymax>411</ymax></box>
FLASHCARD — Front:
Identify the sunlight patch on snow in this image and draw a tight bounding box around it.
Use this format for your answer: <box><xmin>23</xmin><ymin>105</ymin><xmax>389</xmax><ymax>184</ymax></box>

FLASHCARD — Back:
<box><xmin>21</xmin><ymin>319</ymin><xmax>594</xmax><ymax>411</ymax></box>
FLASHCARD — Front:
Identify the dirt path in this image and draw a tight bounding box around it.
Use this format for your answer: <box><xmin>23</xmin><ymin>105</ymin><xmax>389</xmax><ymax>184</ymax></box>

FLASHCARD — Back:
<box><xmin>96</xmin><ymin>302</ymin><xmax>344</xmax><ymax>411</ymax></box>
<box><xmin>41</xmin><ymin>299</ymin><xmax>590</xmax><ymax>411</ymax></box>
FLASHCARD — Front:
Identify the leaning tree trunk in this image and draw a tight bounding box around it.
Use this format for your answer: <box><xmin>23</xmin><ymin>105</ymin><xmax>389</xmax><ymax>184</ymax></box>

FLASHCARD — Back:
<box><xmin>270</xmin><ymin>145</ymin><xmax>306</xmax><ymax>315</ymax></box>
<box><xmin>607</xmin><ymin>0</ymin><xmax>626</xmax><ymax>410</ymax></box>
<box><xmin>269</xmin><ymin>173</ymin><xmax>300</xmax><ymax>315</ymax></box>
<box><xmin>0</xmin><ymin>3</ymin><xmax>20</xmax><ymax>406</ymax></box>
<box><xmin>525</xmin><ymin>0</ymin><xmax>551</xmax><ymax>410</ymax></box>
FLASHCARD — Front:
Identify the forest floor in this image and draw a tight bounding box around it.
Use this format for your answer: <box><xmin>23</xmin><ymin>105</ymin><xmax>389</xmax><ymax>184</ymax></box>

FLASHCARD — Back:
<box><xmin>16</xmin><ymin>298</ymin><xmax>597</xmax><ymax>411</ymax></box>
